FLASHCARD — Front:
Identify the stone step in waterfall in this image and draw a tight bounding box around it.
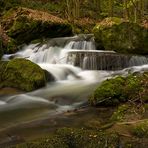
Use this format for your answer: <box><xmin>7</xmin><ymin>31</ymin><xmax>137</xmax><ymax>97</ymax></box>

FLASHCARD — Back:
<box><xmin>66</xmin><ymin>50</ymin><xmax>148</xmax><ymax>70</ymax></box>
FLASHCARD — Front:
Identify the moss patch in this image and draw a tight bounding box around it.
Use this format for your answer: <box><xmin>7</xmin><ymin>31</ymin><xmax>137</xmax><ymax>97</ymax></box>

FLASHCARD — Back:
<box><xmin>93</xmin><ymin>17</ymin><xmax>148</xmax><ymax>54</ymax></box>
<box><xmin>13</xmin><ymin>128</ymin><xmax>119</xmax><ymax>148</ymax></box>
<box><xmin>89</xmin><ymin>76</ymin><xmax>126</xmax><ymax>106</ymax></box>
<box><xmin>110</xmin><ymin>104</ymin><xmax>130</xmax><ymax>122</ymax></box>
<box><xmin>12</xmin><ymin>134</ymin><xmax>68</xmax><ymax>148</ymax></box>
<box><xmin>132</xmin><ymin>120</ymin><xmax>148</xmax><ymax>138</ymax></box>
<box><xmin>89</xmin><ymin>72</ymin><xmax>148</xmax><ymax>106</ymax></box>
<box><xmin>0</xmin><ymin>58</ymin><xmax>46</xmax><ymax>91</ymax></box>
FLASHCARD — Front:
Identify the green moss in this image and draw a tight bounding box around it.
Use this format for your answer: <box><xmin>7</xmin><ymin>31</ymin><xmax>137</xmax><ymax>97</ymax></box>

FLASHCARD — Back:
<box><xmin>2</xmin><ymin>7</ymin><xmax>73</xmax><ymax>48</ymax></box>
<box><xmin>110</xmin><ymin>104</ymin><xmax>129</xmax><ymax>121</ymax></box>
<box><xmin>93</xmin><ymin>17</ymin><xmax>148</xmax><ymax>54</ymax></box>
<box><xmin>12</xmin><ymin>135</ymin><xmax>68</xmax><ymax>148</ymax></box>
<box><xmin>6</xmin><ymin>38</ymin><xmax>18</xmax><ymax>53</ymax></box>
<box><xmin>89</xmin><ymin>76</ymin><xmax>126</xmax><ymax>106</ymax></box>
<box><xmin>0</xmin><ymin>61</ymin><xmax>8</xmax><ymax>81</ymax></box>
<box><xmin>124</xmin><ymin>75</ymin><xmax>141</xmax><ymax>99</ymax></box>
<box><xmin>72</xmin><ymin>22</ymin><xmax>94</xmax><ymax>34</ymax></box>
<box><xmin>132</xmin><ymin>120</ymin><xmax>148</xmax><ymax>138</ymax></box>
<box><xmin>0</xmin><ymin>58</ymin><xmax>46</xmax><ymax>91</ymax></box>
<box><xmin>11</xmin><ymin>128</ymin><xmax>120</xmax><ymax>148</ymax></box>
<box><xmin>56</xmin><ymin>128</ymin><xmax>119</xmax><ymax>148</ymax></box>
<box><xmin>90</xmin><ymin>73</ymin><xmax>148</xmax><ymax>106</ymax></box>
<box><xmin>144</xmin><ymin>104</ymin><xmax>148</xmax><ymax>110</ymax></box>
<box><xmin>7</xmin><ymin>16</ymin><xmax>41</xmax><ymax>44</ymax></box>
<box><xmin>89</xmin><ymin>72</ymin><xmax>148</xmax><ymax>106</ymax></box>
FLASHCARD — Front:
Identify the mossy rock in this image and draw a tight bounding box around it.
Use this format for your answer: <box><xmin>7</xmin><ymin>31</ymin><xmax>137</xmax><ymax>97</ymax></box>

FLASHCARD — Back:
<box><xmin>93</xmin><ymin>17</ymin><xmax>148</xmax><ymax>55</ymax></box>
<box><xmin>89</xmin><ymin>72</ymin><xmax>148</xmax><ymax>106</ymax></box>
<box><xmin>89</xmin><ymin>76</ymin><xmax>127</xmax><ymax>106</ymax></box>
<box><xmin>1</xmin><ymin>7</ymin><xmax>72</xmax><ymax>51</ymax></box>
<box><xmin>0</xmin><ymin>58</ymin><xmax>46</xmax><ymax>91</ymax></box>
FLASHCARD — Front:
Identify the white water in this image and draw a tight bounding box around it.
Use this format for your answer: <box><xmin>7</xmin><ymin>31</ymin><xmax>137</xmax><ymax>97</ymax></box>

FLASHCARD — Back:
<box><xmin>1</xmin><ymin>35</ymin><xmax>148</xmax><ymax>129</ymax></box>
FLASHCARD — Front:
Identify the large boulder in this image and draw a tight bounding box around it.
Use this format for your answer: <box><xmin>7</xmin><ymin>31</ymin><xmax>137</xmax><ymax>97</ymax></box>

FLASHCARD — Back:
<box><xmin>0</xmin><ymin>58</ymin><xmax>46</xmax><ymax>91</ymax></box>
<box><xmin>89</xmin><ymin>72</ymin><xmax>148</xmax><ymax>106</ymax></box>
<box><xmin>93</xmin><ymin>17</ymin><xmax>148</xmax><ymax>55</ymax></box>
<box><xmin>1</xmin><ymin>7</ymin><xmax>72</xmax><ymax>53</ymax></box>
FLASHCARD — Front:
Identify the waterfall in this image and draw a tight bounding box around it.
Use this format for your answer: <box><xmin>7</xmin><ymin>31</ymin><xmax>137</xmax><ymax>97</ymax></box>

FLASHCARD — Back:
<box><xmin>66</xmin><ymin>50</ymin><xmax>148</xmax><ymax>70</ymax></box>
<box><xmin>1</xmin><ymin>34</ymin><xmax>148</xmax><ymax>130</ymax></box>
<box><xmin>64</xmin><ymin>41</ymin><xmax>96</xmax><ymax>50</ymax></box>
<box><xmin>3</xmin><ymin>35</ymin><xmax>147</xmax><ymax>70</ymax></box>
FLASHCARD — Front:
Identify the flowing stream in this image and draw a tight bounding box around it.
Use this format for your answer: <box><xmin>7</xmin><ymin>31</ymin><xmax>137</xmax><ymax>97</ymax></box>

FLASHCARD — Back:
<box><xmin>1</xmin><ymin>34</ymin><xmax>148</xmax><ymax>132</ymax></box>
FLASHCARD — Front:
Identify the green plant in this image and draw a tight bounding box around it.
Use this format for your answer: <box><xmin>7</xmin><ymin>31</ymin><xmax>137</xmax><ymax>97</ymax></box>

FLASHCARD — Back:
<box><xmin>132</xmin><ymin>120</ymin><xmax>148</xmax><ymax>138</ymax></box>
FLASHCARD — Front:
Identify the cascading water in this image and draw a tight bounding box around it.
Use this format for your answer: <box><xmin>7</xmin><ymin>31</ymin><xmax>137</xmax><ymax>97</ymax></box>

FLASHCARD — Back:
<box><xmin>66</xmin><ymin>51</ymin><xmax>148</xmax><ymax>70</ymax></box>
<box><xmin>1</xmin><ymin>34</ymin><xmax>148</xmax><ymax>131</ymax></box>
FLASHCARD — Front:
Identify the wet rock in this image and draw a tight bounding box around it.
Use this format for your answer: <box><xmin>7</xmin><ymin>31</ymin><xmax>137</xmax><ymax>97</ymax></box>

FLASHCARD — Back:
<box><xmin>0</xmin><ymin>58</ymin><xmax>46</xmax><ymax>91</ymax></box>
<box><xmin>44</xmin><ymin>70</ymin><xmax>55</xmax><ymax>82</ymax></box>
<box><xmin>93</xmin><ymin>17</ymin><xmax>148</xmax><ymax>55</ymax></box>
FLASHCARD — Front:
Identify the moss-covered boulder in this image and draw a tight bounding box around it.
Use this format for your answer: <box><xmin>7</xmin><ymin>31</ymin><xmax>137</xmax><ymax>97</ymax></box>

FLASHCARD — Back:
<box><xmin>89</xmin><ymin>72</ymin><xmax>148</xmax><ymax>106</ymax></box>
<box><xmin>93</xmin><ymin>17</ymin><xmax>148</xmax><ymax>55</ymax></box>
<box><xmin>90</xmin><ymin>76</ymin><xmax>126</xmax><ymax>106</ymax></box>
<box><xmin>1</xmin><ymin>7</ymin><xmax>72</xmax><ymax>53</ymax></box>
<box><xmin>0</xmin><ymin>58</ymin><xmax>46</xmax><ymax>91</ymax></box>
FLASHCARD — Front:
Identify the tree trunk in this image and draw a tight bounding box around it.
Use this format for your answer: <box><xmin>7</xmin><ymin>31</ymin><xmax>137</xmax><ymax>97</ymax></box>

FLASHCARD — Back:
<box><xmin>123</xmin><ymin>0</ymin><xmax>129</xmax><ymax>19</ymax></box>
<box><xmin>109</xmin><ymin>0</ymin><xmax>114</xmax><ymax>17</ymax></box>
